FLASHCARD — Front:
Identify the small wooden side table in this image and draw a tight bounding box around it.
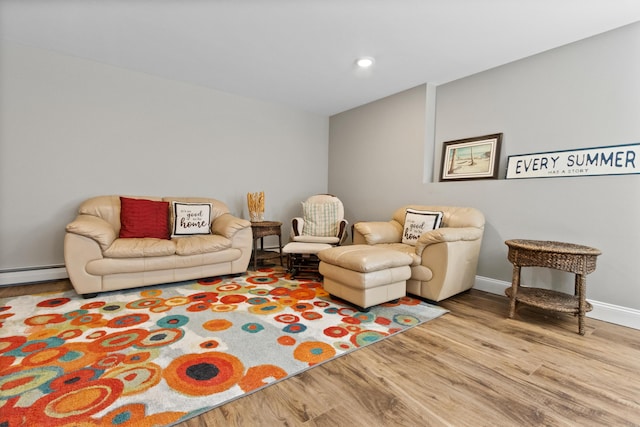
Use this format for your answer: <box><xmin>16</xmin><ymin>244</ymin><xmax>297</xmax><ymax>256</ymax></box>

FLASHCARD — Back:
<box><xmin>505</xmin><ymin>239</ymin><xmax>601</xmax><ymax>335</ymax></box>
<box><xmin>250</xmin><ymin>221</ymin><xmax>283</xmax><ymax>271</ymax></box>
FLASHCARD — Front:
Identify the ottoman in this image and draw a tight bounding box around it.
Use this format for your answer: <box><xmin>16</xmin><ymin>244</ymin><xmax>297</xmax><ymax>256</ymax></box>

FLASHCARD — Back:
<box><xmin>318</xmin><ymin>245</ymin><xmax>413</xmax><ymax>310</ymax></box>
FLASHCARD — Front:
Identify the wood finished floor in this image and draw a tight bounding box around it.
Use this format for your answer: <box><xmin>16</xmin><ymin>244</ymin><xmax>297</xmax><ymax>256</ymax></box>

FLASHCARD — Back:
<box><xmin>2</xmin><ymin>280</ymin><xmax>639</xmax><ymax>427</ymax></box>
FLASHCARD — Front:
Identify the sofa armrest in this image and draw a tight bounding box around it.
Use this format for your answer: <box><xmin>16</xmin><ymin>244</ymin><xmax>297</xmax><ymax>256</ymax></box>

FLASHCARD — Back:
<box><xmin>414</xmin><ymin>227</ymin><xmax>484</xmax><ymax>256</ymax></box>
<box><xmin>353</xmin><ymin>221</ymin><xmax>402</xmax><ymax>245</ymax></box>
<box><xmin>212</xmin><ymin>213</ymin><xmax>251</xmax><ymax>239</ymax></box>
<box><xmin>65</xmin><ymin>215</ymin><xmax>117</xmax><ymax>251</ymax></box>
<box><xmin>64</xmin><ymin>232</ymin><xmax>105</xmax><ymax>295</ymax></box>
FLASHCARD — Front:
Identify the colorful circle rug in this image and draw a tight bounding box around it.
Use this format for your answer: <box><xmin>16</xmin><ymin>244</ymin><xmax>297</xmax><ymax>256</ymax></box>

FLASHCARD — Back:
<box><xmin>0</xmin><ymin>268</ymin><xmax>447</xmax><ymax>427</ymax></box>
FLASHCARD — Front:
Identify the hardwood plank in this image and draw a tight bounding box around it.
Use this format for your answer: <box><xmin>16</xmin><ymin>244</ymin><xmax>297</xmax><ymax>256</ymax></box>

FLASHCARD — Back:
<box><xmin>3</xmin><ymin>280</ymin><xmax>640</xmax><ymax>426</ymax></box>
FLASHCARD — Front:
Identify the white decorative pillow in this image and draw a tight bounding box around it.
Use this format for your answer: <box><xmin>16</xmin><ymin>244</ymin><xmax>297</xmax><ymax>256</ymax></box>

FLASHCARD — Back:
<box><xmin>171</xmin><ymin>202</ymin><xmax>212</xmax><ymax>237</ymax></box>
<box><xmin>402</xmin><ymin>208</ymin><xmax>443</xmax><ymax>245</ymax></box>
<box><xmin>301</xmin><ymin>201</ymin><xmax>339</xmax><ymax>237</ymax></box>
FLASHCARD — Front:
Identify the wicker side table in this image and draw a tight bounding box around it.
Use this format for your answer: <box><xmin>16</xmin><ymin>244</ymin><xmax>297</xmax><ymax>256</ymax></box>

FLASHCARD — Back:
<box><xmin>505</xmin><ymin>239</ymin><xmax>601</xmax><ymax>335</ymax></box>
<box><xmin>250</xmin><ymin>221</ymin><xmax>283</xmax><ymax>271</ymax></box>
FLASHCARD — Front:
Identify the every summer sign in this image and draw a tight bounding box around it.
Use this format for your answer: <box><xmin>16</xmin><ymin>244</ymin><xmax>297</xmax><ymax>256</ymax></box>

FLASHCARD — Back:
<box><xmin>506</xmin><ymin>143</ymin><xmax>640</xmax><ymax>179</ymax></box>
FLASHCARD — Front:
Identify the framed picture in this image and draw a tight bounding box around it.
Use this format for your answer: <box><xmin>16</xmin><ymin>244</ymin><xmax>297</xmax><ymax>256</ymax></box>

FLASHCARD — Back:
<box><xmin>440</xmin><ymin>133</ymin><xmax>502</xmax><ymax>181</ymax></box>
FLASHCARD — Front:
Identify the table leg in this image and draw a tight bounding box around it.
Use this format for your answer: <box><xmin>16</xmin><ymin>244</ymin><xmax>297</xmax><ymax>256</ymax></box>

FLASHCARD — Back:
<box><xmin>576</xmin><ymin>273</ymin><xmax>587</xmax><ymax>335</ymax></box>
<box><xmin>508</xmin><ymin>265</ymin><xmax>521</xmax><ymax>318</ymax></box>
<box><xmin>253</xmin><ymin>238</ymin><xmax>258</xmax><ymax>271</ymax></box>
<box><xmin>277</xmin><ymin>235</ymin><xmax>283</xmax><ymax>266</ymax></box>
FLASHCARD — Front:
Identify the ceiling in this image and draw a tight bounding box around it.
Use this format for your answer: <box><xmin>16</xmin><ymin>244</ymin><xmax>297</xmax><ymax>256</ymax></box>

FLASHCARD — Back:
<box><xmin>1</xmin><ymin>1</ymin><xmax>639</xmax><ymax>116</ymax></box>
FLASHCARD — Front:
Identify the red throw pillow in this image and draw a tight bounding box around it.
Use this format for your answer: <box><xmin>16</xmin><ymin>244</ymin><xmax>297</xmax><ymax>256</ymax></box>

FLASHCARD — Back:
<box><xmin>119</xmin><ymin>197</ymin><xmax>170</xmax><ymax>239</ymax></box>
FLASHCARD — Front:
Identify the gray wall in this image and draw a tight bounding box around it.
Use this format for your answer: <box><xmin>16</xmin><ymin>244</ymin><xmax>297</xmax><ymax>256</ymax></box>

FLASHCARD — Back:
<box><xmin>329</xmin><ymin>23</ymin><xmax>640</xmax><ymax>311</ymax></box>
<box><xmin>0</xmin><ymin>41</ymin><xmax>329</xmax><ymax>271</ymax></box>
<box><xmin>2</xmin><ymin>22</ymin><xmax>638</xmax><ymax>313</ymax></box>
<box><xmin>329</xmin><ymin>84</ymin><xmax>429</xmax><ymax>221</ymax></box>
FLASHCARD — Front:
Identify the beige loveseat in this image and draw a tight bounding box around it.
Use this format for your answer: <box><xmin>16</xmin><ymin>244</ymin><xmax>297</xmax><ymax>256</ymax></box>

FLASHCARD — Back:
<box><xmin>352</xmin><ymin>205</ymin><xmax>485</xmax><ymax>302</ymax></box>
<box><xmin>64</xmin><ymin>196</ymin><xmax>252</xmax><ymax>297</ymax></box>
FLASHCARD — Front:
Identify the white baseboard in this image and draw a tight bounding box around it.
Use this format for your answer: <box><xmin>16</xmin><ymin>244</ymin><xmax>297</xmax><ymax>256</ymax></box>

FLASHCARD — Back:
<box><xmin>0</xmin><ymin>266</ymin><xmax>68</xmax><ymax>287</ymax></box>
<box><xmin>474</xmin><ymin>276</ymin><xmax>640</xmax><ymax>331</ymax></box>
<box><xmin>473</xmin><ymin>276</ymin><xmax>512</xmax><ymax>296</ymax></box>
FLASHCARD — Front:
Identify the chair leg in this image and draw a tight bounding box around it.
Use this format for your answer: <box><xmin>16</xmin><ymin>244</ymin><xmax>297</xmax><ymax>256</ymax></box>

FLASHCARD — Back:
<box><xmin>287</xmin><ymin>253</ymin><xmax>322</xmax><ymax>280</ymax></box>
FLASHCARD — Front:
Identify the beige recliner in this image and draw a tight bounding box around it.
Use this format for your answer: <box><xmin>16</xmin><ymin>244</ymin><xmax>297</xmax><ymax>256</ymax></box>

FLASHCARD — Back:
<box><xmin>352</xmin><ymin>205</ymin><xmax>485</xmax><ymax>302</ymax></box>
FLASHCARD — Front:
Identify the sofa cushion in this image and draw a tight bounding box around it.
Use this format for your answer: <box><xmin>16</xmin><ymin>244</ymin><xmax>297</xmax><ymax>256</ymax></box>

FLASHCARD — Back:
<box><xmin>171</xmin><ymin>202</ymin><xmax>212</xmax><ymax>237</ymax></box>
<box><xmin>174</xmin><ymin>234</ymin><xmax>232</xmax><ymax>256</ymax></box>
<box><xmin>119</xmin><ymin>197</ymin><xmax>170</xmax><ymax>239</ymax></box>
<box><xmin>103</xmin><ymin>238</ymin><xmax>176</xmax><ymax>258</ymax></box>
<box><xmin>401</xmin><ymin>208</ymin><xmax>443</xmax><ymax>246</ymax></box>
<box><xmin>86</xmin><ymin>249</ymin><xmax>242</xmax><ymax>276</ymax></box>
<box><xmin>301</xmin><ymin>200</ymin><xmax>339</xmax><ymax>237</ymax></box>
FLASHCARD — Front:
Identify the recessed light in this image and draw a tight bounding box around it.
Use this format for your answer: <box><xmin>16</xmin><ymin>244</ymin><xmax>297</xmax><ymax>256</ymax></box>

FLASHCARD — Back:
<box><xmin>355</xmin><ymin>57</ymin><xmax>375</xmax><ymax>68</ymax></box>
